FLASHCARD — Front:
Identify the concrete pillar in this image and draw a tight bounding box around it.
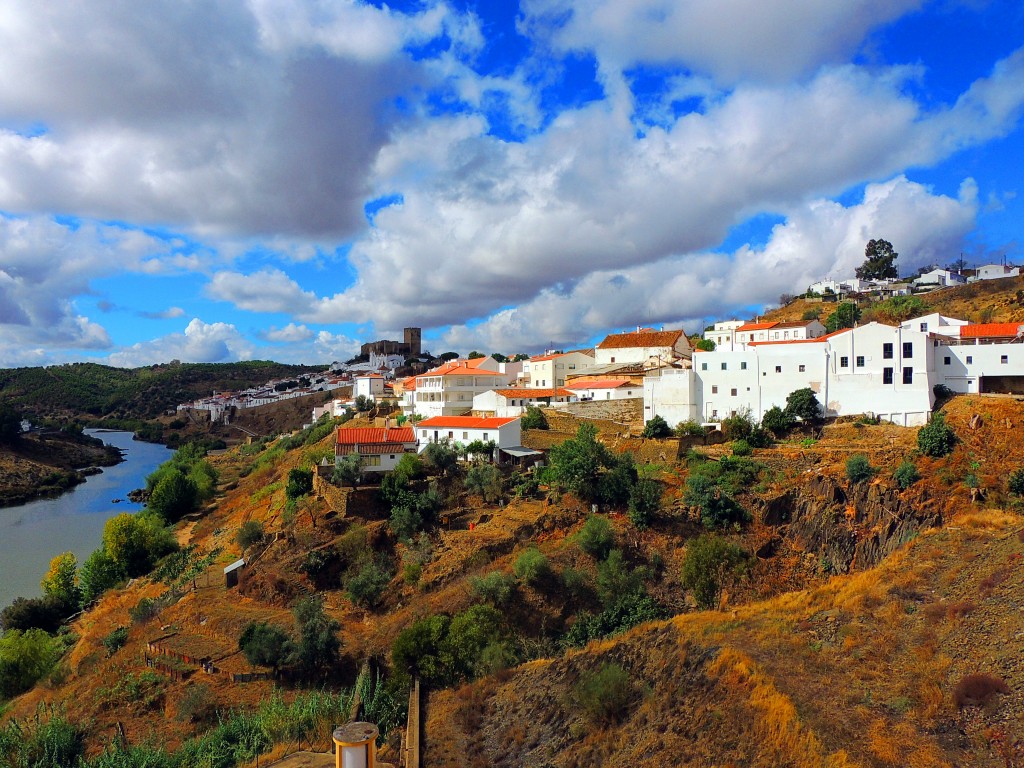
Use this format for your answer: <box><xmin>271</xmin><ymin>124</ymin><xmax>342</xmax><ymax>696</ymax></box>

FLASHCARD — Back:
<box><xmin>334</xmin><ymin>722</ymin><xmax>378</xmax><ymax>768</ymax></box>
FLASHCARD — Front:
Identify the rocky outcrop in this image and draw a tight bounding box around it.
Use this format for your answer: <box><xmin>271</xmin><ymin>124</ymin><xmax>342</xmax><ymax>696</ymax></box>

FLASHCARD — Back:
<box><xmin>760</xmin><ymin>474</ymin><xmax>941</xmax><ymax>573</ymax></box>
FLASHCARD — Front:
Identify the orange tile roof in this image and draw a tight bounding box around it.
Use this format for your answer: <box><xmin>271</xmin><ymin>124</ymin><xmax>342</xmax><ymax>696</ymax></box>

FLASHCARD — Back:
<box><xmin>335</xmin><ymin>427</ymin><xmax>416</xmax><ymax>445</ymax></box>
<box><xmin>494</xmin><ymin>387</ymin><xmax>575</xmax><ymax>398</ymax></box>
<box><xmin>421</xmin><ymin>359</ymin><xmax>503</xmax><ymax>377</ymax></box>
<box><xmin>747</xmin><ymin>329</ymin><xmax>847</xmax><ymax>346</ymax></box>
<box><xmin>417</xmin><ymin>416</ymin><xmax>519</xmax><ymax>429</ymax></box>
<box><xmin>597</xmin><ymin>329</ymin><xmax>684</xmax><ymax>349</ymax></box>
<box><xmin>337</xmin><ymin>443</ymin><xmax>409</xmax><ymax>455</ymax></box>
<box><xmin>564</xmin><ymin>379</ymin><xmax>633</xmax><ymax>389</ymax></box>
<box><xmin>960</xmin><ymin>323</ymin><xmax>1024</xmax><ymax>339</ymax></box>
<box><xmin>737</xmin><ymin>321</ymin><xmax>778</xmax><ymax>332</ymax></box>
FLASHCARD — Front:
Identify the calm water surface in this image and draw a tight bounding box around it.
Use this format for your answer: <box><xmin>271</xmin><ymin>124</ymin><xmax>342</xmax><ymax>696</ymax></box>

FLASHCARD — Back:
<box><xmin>0</xmin><ymin>430</ymin><xmax>174</xmax><ymax>608</ymax></box>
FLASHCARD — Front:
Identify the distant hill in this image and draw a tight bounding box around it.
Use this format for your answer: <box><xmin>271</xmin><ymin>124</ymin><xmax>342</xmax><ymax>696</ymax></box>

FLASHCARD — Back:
<box><xmin>0</xmin><ymin>360</ymin><xmax>323</xmax><ymax>421</ymax></box>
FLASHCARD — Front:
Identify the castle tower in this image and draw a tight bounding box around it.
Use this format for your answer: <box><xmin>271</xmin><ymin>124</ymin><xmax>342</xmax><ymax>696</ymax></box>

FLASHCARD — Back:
<box><xmin>403</xmin><ymin>327</ymin><xmax>421</xmax><ymax>356</ymax></box>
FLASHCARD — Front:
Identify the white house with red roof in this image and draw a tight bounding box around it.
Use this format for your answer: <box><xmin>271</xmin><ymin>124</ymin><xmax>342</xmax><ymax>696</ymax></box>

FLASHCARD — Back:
<box><xmin>401</xmin><ymin>357</ymin><xmax>518</xmax><ymax>419</ymax></box>
<box><xmin>594</xmin><ymin>328</ymin><xmax>691</xmax><ymax>368</ymax></box>
<box><xmin>335</xmin><ymin>426</ymin><xmax>418</xmax><ymax>472</ymax></box>
<box><xmin>472</xmin><ymin>387</ymin><xmax>577</xmax><ymax>417</ymax></box>
<box><xmin>729</xmin><ymin>319</ymin><xmax>825</xmax><ymax>348</ymax></box>
<box><xmin>415</xmin><ymin>415</ymin><xmax>522</xmax><ymax>453</ymax></box>
<box><xmin>564</xmin><ymin>378</ymin><xmax>643</xmax><ymax>401</ymax></box>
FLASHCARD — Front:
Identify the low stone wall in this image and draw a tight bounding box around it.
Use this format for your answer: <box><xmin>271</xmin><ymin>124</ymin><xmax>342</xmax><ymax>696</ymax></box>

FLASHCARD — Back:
<box><xmin>558</xmin><ymin>398</ymin><xmax>643</xmax><ymax>425</ymax></box>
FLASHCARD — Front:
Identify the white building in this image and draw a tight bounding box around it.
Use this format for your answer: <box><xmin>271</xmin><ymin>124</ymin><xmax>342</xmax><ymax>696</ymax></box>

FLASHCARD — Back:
<box><xmin>368</xmin><ymin>351</ymin><xmax>406</xmax><ymax>371</ymax></box>
<box><xmin>354</xmin><ymin>374</ymin><xmax>386</xmax><ymax>401</ymax></box>
<box><xmin>703</xmin><ymin>320</ymin><xmax>745</xmax><ymax>349</ymax></box>
<box><xmin>472</xmin><ymin>387</ymin><xmax>576</xmax><ymax>417</ymax></box>
<box><xmin>972</xmin><ymin>264</ymin><xmax>1021</xmax><ymax>281</ymax></box>
<box><xmin>913</xmin><ymin>268</ymin><xmax>966</xmax><ymax>288</ymax></box>
<box><xmin>646</xmin><ymin>322</ymin><xmax>939</xmax><ymax>427</ymax></box>
<box><xmin>403</xmin><ymin>358</ymin><xmax>516</xmax><ymax>419</ymax></box>
<box><xmin>726</xmin><ymin>319</ymin><xmax>825</xmax><ymax>349</ymax></box>
<box><xmin>564</xmin><ymin>379</ymin><xmax>643</xmax><ymax>401</ymax></box>
<box><xmin>335</xmin><ymin>426</ymin><xmax>418</xmax><ymax>473</ymax></box>
<box><xmin>899</xmin><ymin>313</ymin><xmax>969</xmax><ymax>338</ymax></box>
<box><xmin>522</xmin><ymin>350</ymin><xmax>594</xmax><ymax>388</ymax></box>
<box><xmin>594</xmin><ymin>328</ymin><xmax>691</xmax><ymax>368</ymax></box>
<box><xmin>416</xmin><ymin>416</ymin><xmax>522</xmax><ymax>453</ymax></box>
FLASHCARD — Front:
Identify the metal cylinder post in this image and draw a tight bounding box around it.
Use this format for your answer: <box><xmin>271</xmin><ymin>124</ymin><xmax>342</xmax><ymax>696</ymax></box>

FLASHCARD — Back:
<box><xmin>333</xmin><ymin>722</ymin><xmax>378</xmax><ymax>768</ymax></box>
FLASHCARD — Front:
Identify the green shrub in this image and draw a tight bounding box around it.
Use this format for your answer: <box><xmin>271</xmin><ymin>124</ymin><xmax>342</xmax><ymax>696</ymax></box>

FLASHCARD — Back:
<box><xmin>577</xmin><ymin>515</ymin><xmax>614</xmax><ymax>560</ymax></box>
<box><xmin>627</xmin><ymin>478</ymin><xmax>661</xmax><ymax>529</ymax></box>
<box><xmin>746</xmin><ymin>425</ymin><xmax>773</xmax><ymax>448</ymax></box>
<box><xmin>683</xmin><ymin>475</ymin><xmax>749</xmax><ymax>530</ymax></box>
<box><xmin>465</xmin><ymin>463</ymin><xmax>503</xmax><ymax>503</ymax></box>
<box><xmin>291</xmin><ymin>595</ymin><xmax>341</xmax><ymax>673</ymax></box>
<box><xmin>720</xmin><ymin>410</ymin><xmax>753</xmax><ymax>441</ymax></box>
<box><xmin>681</xmin><ymin>534</ymin><xmax>748</xmax><ymax>609</ymax></box>
<box><xmin>521</xmin><ymin>406</ymin><xmax>548</xmax><ymax>430</ymax></box>
<box><xmin>236</xmin><ymin>521</ymin><xmax>265</xmax><ymax>550</ymax></box>
<box><xmin>513</xmin><ymin>548</ymin><xmax>551</xmax><ymax>586</ymax></box>
<box><xmin>1009</xmin><ymin>468</ymin><xmax>1024</xmax><ymax>496</ymax></box>
<box><xmin>731</xmin><ymin>439</ymin><xmax>752</xmax><ymax>457</ymax></box>
<box><xmin>676</xmin><ymin>420</ymin><xmax>706</xmax><ymax>437</ymax></box>
<box><xmin>176</xmin><ymin>683</ymin><xmax>217</xmax><ymax>724</ymax></box>
<box><xmin>346</xmin><ymin>559</ymin><xmax>393</xmax><ymax>609</ymax></box>
<box><xmin>641</xmin><ymin>415</ymin><xmax>672</xmax><ymax>439</ymax></box>
<box><xmin>572</xmin><ymin>664</ymin><xmax>633</xmax><ymax>723</ymax></box>
<box><xmin>894</xmin><ymin>460</ymin><xmax>920</xmax><ymax>490</ymax></box>
<box><xmin>444</xmin><ymin>604</ymin><xmax>504</xmax><ymax>681</ymax></box>
<box><xmin>0</xmin><ymin>629</ymin><xmax>61</xmax><ymax>698</ymax></box>
<box><xmin>102</xmin><ymin>626</ymin><xmax>129</xmax><ymax>657</ymax></box>
<box><xmin>785</xmin><ymin>388</ymin><xmax>822</xmax><ymax>423</ymax></box>
<box><xmin>917</xmin><ymin>412</ymin><xmax>956</xmax><ymax>457</ymax></box>
<box><xmin>846</xmin><ymin>454</ymin><xmax>876</xmax><ymax>484</ymax></box>
<box><xmin>470</xmin><ymin>571</ymin><xmax>516</xmax><ymax>607</ymax></box>
<box><xmin>596</xmin><ymin>549</ymin><xmax>644</xmax><ymax>606</ymax></box>
<box><xmin>285</xmin><ymin>468</ymin><xmax>314</xmax><ymax>500</ymax></box>
<box><xmin>390</xmin><ymin>504</ymin><xmax>423</xmax><ymax>542</ymax></box>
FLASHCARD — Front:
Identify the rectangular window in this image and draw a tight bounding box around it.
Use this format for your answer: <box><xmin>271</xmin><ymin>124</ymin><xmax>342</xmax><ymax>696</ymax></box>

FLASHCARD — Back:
<box><xmin>944</xmin><ymin>356</ymin><xmax>950</xmax><ymax>365</ymax></box>
<box><xmin>701</xmin><ymin>362</ymin><xmax>708</xmax><ymax>371</ymax></box>
<box><xmin>1002</xmin><ymin>355</ymin><xmax>1009</xmax><ymax>364</ymax></box>
<box><xmin>903</xmin><ymin>367</ymin><xmax>913</xmax><ymax>384</ymax></box>
<box><xmin>712</xmin><ymin>385</ymin><xmax>718</xmax><ymax>394</ymax></box>
<box><xmin>610</xmin><ymin>357</ymin><xmax>615</xmax><ymax>363</ymax></box>
<box><xmin>840</xmin><ymin>356</ymin><xmax>849</xmax><ymax>368</ymax></box>
<box><xmin>740</xmin><ymin>361</ymin><xmax>747</xmax><ymax>370</ymax></box>
<box><xmin>463</xmin><ymin>432</ymin><xmax>469</xmax><ymax>440</ymax></box>
<box><xmin>421</xmin><ymin>430</ymin><xmax>427</xmax><ymax>437</ymax></box>
<box><xmin>919</xmin><ymin>322</ymin><xmax>927</xmax><ymax>332</ymax></box>
<box><xmin>798</xmin><ymin>364</ymin><xmax>806</xmax><ymax>372</ymax></box>
<box><xmin>721</xmin><ymin>362</ymin><xmax>727</xmax><ymax>370</ymax></box>
<box><xmin>903</xmin><ymin>342</ymin><xmax>913</xmax><ymax>358</ymax></box>
<box><xmin>883</xmin><ymin>343</ymin><xmax>893</xmax><ymax>359</ymax></box>
<box><xmin>448</xmin><ymin>431</ymin><xmax>453</xmax><ymax>439</ymax></box>
<box><xmin>775</xmin><ymin>365</ymin><xmax>782</xmax><ymax>373</ymax></box>
<box><xmin>856</xmin><ymin>356</ymin><xmax>865</xmax><ymax>367</ymax></box>
<box><xmin>483</xmin><ymin>433</ymin><xmax>489</xmax><ymax>440</ymax></box>
<box><xmin>883</xmin><ymin>367</ymin><xmax>893</xmax><ymax>384</ymax></box>
<box><xmin>967</xmin><ymin>355</ymin><xmax>973</xmax><ymax>364</ymax></box>
<box><xmin>731</xmin><ymin>388</ymin><xmax>737</xmax><ymax>396</ymax></box>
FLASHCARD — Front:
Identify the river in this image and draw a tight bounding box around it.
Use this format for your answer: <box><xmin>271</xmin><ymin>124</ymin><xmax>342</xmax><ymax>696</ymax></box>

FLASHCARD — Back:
<box><xmin>0</xmin><ymin>430</ymin><xmax>174</xmax><ymax>609</ymax></box>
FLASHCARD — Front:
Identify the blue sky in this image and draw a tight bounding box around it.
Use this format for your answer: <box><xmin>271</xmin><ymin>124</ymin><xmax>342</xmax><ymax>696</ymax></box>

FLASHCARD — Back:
<box><xmin>0</xmin><ymin>0</ymin><xmax>1022</xmax><ymax>367</ymax></box>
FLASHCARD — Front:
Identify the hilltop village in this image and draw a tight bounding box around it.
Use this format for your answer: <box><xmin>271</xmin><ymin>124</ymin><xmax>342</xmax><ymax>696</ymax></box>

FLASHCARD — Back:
<box><xmin>5</xmin><ymin>269</ymin><xmax>1024</xmax><ymax>768</ymax></box>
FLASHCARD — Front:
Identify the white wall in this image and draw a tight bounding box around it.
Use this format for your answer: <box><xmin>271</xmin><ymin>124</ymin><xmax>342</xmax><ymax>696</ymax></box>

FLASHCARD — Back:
<box><xmin>417</xmin><ymin>420</ymin><xmax>522</xmax><ymax>451</ymax></box>
<box><xmin>643</xmin><ymin>369</ymin><xmax>696</xmax><ymax>425</ymax></box>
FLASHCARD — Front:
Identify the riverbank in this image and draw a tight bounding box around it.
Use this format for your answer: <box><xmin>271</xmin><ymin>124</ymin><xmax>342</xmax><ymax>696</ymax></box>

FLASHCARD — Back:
<box><xmin>0</xmin><ymin>430</ymin><xmax>125</xmax><ymax>508</ymax></box>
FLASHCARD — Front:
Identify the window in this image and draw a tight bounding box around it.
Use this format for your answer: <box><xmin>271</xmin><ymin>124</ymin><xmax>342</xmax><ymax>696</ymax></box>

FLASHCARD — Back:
<box><xmin>798</xmin><ymin>364</ymin><xmax>806</xmax><ymax>372</ymax></box>
<box><xmin>775</xmin><ymin>365</ymin><xmax>782</xmax><ymax>373</ymax></box>
<box><xmin>711</xmin><ymin>409</ymin><xmax>718</xmax><ymax>419</ymax></box>
<box><xmin>610</xmin><ymin>357</ymin><xmax>615</xmax><ymax>363</ymax></box>
<box><xmin>483</xmin><ymin>433</ymin><xmax>489</xmax><ymax>440</ymax></box>
<box><xmin>740</xmin><ymin>361</ymin><xmax>747</xmax><ymax>370</ymax></box>
<box><xmin>840</xmin><ymin>356</ymin><xmax>849</xmax><ymax>368</ymax></box>
<box><xmin>421</xmin><ymin>430</ymin><xmax>427</xmax><ymax>437</ymax></box>
<box><xmin>721</xmin><ymin>362</ymin><xmax>727</xmax><ymax>370</ymax></box>
<box><xmin>712</xmin><ymin>385</ymin><xmax>718</xmax><ymax>394</ymax></box>
<box><xmin>920</xmin><ymin>322</ymin><xmax>927</xmax><ymax>332</ymax></box>
<box><xmin>730</xmin><ymin>388</ymin><xmax>737</xmax><ymax>396</ymax></box>
<box><xmin>944</xmin><ymin>356</ymin><xmax>950</xmax><ymax>365</ymax></box>
<box><xmin>448</xmin><ymin>431</ymin><xmax>454</xmax><ymax>439</ymax></box>
<box><xmin>903</xmin><ymin>342</ymin><xmax>913</xmax><ymax>358</ymax></box>
<box><xmin>784</xmin><ymin>331</ymin><xmax>790</xmax><ymax>339</ymax></box>
<box><xmin>967</xmin><ymin>355</ymin><xmax>973</xmax><ymax>364</ymax></box>
<box><xmin>883</xmin><ymin>343</ymin><xmax>893</xmax><ymax>359</ymax></box>
<box><xmin>1002</xmin><ymin>355</ymin><xmax>1009</xmax><ymax>364</ymax></box>
<box><xmin>773</xmin><ymin>332</ymin><xmax>779</xmax><ymax>339</ymax></box>
<box><xmin>463</xmin><ymin>432</ymin><xmax>469</xmax><ymax>440</ymax></box>
<box><xmin>701</xmin><ymin>362</ymin><xmax>708</xmax><ymax>371</ymax></box>
<box><xmin>856</xmin><ymin>356</ymin><xmax>865</xmax><ymax>367</ymax></box>
<box><xmin>361</xmin><ymin>455</ymin><xmax>381</xmax><ymax>467</ymax></box>
<box><xmin>883</xmin><ymin>367</ymin><xmax>893</xmax><ymax>384</ymax></box>
<box><xmin>903</xmin><ymin>367</ymin><xmax>913</xmax><ymax>384</ymax></box>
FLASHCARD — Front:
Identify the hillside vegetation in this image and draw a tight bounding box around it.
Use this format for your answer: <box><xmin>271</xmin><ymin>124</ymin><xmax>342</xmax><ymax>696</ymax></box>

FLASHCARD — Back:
<box><xmin>2</xmin><ymin>394</ymin><xmax>1024</xmax><ymax>766</ymax></box>
<box><xmin>0</xmin><ymin>361</ymin><xmax>321</xmax><ymax>421</ymax></box>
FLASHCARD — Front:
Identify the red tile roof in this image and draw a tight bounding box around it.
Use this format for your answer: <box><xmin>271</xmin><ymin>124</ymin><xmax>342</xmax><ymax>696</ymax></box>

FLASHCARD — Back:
<box><xmin>494</xmin><ymin>387</ymin><xmax>575</xmax><ymax>398</ymax></box>
<box><xmin>597</xmin><ymin>329</ymin><xmax>685</xmax><ymax>349</ymax></box>
<box><xmin>960</xmin><ymin>323</ymin><xmax>1024</xmax><ymax>339</ymax></box>
<box><xmin>337</xmin><ymin>443</ymin><xmax>409</xmax><ymax>455</ymax></box>
<box><xmin>417</xmin><ymin>416</ymin><xmax>519</xmax><ymax>429</ymax></box>
<box><xmin>564</xmin><ymin>379</ymin><xmax>633</xmax><ymax>389</ymax></box>
<box><xmin>421</xmin><ymin>360</ymin><xmax>503</xmax><ymax>377</ymax></box>
<box><xmin>335</xmin><ymin>427</ymin><xmax>416</xmax><ymax>445</ymax></box>
<box><xmin>737</xmin><ymin>321</ymin><xmax>778</xmax><ymax>332</ymax></box>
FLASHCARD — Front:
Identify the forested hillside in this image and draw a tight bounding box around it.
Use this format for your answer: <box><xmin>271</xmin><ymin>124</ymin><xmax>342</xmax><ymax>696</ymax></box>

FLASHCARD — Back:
<box><xmin>0</xmin><ymin>361</ymin><xmax>322</xmax><ymax>421</ymax></box>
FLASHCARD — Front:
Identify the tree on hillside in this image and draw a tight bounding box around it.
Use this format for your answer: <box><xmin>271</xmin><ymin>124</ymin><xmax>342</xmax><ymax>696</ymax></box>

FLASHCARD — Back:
<box><xmin>439</xmin><ymin>352</ymin><xmax>459</xmax><ymax>361</ymax></box>
<box><xmin>147</xmin><ymin>468</ymin><xmax>199</xmax><ymax>522</ymax></box>
<box><xmin>785</xmin><ymin>388</ymin><xmax>823</xmax><ymax>424</ymax></box>
<box><xmin>467</xmin><ymin>351</ymin><xmax>485</xmax><ymax>359</ymax></box>
<box><xmin>0</xmin><ymin>403</ymin><xmax>22</xmax><ymax>443</ymax></box>
<box><xmin>239</xmin><ymin>622</ymin><xmax>292</xmax><ymax>671</ymax></box>
<box><xmin>291</xmin><ymin>595</ymin><xmax>341</xmax><ymax>675</ymax></box>
<box><xmin>856</xmin><ymin>239</ymin><xmax>899</xmax><ymax>280</ymax></box>
<box><xmin>491</xmin><ymin>352</ymin><xmax>509</xmax><ymax>363</ymax></box>
<box><xmin>824</xmin><ymin>301</ymin><xmax>861</xmax><ymax>333</ymax></box>
<box><xmin>332</xmin><ymin>453</ymin><xmax>362</xmax><ymax>488</ymax></box>
<box><xmin>40</xmin><ymin>552</ymin><xmax>80</xmax><ymax>610</ymax></box>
